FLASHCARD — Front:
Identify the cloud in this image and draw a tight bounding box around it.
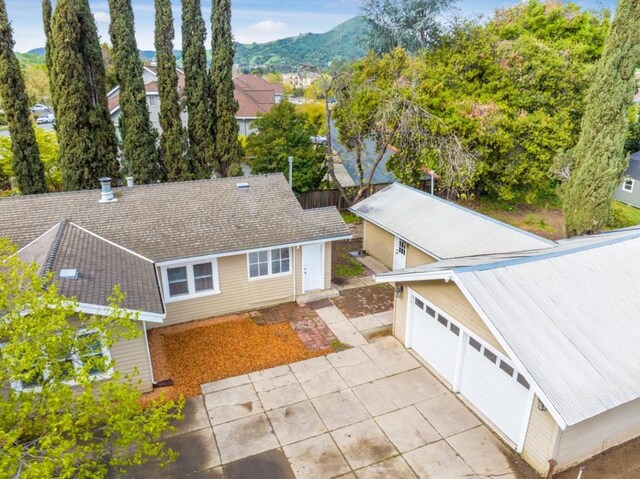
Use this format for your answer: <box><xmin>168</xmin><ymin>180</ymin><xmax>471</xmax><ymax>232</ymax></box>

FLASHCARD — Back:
<box><xmin>93</xmin><ymin>11</ymin><xmax>110</xmax><ymax>25</ymax></box>
<box><xmin>234</xmin><ymin>20</ymin><xmax>288</xmax><ymax>43</ymax></box>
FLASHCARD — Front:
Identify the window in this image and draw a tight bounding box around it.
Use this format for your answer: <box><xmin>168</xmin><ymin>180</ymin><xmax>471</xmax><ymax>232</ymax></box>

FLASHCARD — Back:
<box><xmin>78</xmin><ymin>331</ymin><xmax>108</xmax><ymax>375</ymax></box>
<box><xmin>623</xmin><ymin>178</ymin><xmax>634</xmax><ymax>192</ymax></box>
<box><xmin>499</xmin><ymin>360</ymin><xmax>514</xmax><ymax>377</ymax></box>
<box><xmin>483</xmin><ymin>348</ymin><xmax>497</xmax><ymax>364</ymax></box>
<box><xmin>397</xmin><ymin>239</ymin><xmax>407</xmax><ymax>255</ymax></box>
<box><xmin>425</xmin><ymin>306</ymin><xmax>436</xmax><ymax>318</ymax></box>
<box><xmin>167</xmin><ymin>266</ymin><xmax>189</xmax><ymax>297</ymax></box>
<box><xmin>248</xmin><ymin>247</ymin><xmax>291</xmax><ymax>279</ymax></box>
<box><xmin>469</xmin><ymin>337</ymin><xmax>481</xmax><ymax>352</ymax></box>
<box><xmin>450</xmin><ymin>323</ymin><xmax>460</xmax><ymax>336</ymax></box>
<box><xmin>414</xmin><ymin>298</ymin><xmax>424</xmax><ymax>310</ymax></box>
<box><xmin>148</xmin><ymin>95</ymin><xmax>158</xmax><ymax>107</ymax></box>
<box><xmin>517</xmin><ymin>373</ymin><xmax>530</xmax><ymax>390</ymax></box>
<box><xmin>162</xmin><ymin>259</ymin><xmax>219</xmax><ymax>301</ymax></box>
<box><xmin>437</xmin><ymin>314</ymin><xmax>448</xmax><ymax>327</ymax></box>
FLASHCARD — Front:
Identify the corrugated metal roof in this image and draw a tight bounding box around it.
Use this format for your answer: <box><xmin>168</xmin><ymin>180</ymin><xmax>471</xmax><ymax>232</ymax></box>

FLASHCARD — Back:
<box><xmin>350</xmin><ymin>183</ymin><xmax>555</xmax><ymax>259</ymax></box>
<box><xmin>380</xmin><ymin>227</ymin><xmax>640</xmax><ymax>426</ymax></box>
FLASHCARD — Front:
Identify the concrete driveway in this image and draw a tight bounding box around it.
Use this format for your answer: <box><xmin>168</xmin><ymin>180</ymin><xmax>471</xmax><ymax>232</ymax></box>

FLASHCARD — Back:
<box><xmin>138</xmin><ymin>336</ymin><xmax>535</xmax><ymax>479</ymax></box>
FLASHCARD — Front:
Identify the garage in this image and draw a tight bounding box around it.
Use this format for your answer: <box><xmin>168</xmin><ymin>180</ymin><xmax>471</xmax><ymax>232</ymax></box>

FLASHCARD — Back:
<box><xmin>408</xmin><ymin>290</ymin><xmax>531</xmax><ymax>446</ymax></box>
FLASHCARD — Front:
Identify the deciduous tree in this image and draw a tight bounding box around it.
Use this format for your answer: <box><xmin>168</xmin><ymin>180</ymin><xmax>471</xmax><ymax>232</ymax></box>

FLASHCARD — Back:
<box><xmin>0</xmin><ymin>0</ymin><xmax>46</xmax><ymax>194</ymax></box>
<box><xmin>0</xmin><ymin>239</ymin><xmax>183</xmax><ymax>478</ymax></box>
<box><xmin>562</xmin><ymin>0</ymin><xmax>640</xmax><ymax>236</ymax></box>
<box><xmin>109</xmin><ymin>0</ymin><xmax>160</xmax><ymax>183</ymax></box>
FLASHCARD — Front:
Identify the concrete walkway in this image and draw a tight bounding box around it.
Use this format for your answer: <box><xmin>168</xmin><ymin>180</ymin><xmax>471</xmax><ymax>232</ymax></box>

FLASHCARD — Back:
<box><xmin>137</xmin><ymin>337</ymin><xmax>533</xmax><ymax>478</ymax></box>
<box><xmin>314</xmin><ymin>304</ymin><xmax>392</xmax><ymax>348</ymax></box>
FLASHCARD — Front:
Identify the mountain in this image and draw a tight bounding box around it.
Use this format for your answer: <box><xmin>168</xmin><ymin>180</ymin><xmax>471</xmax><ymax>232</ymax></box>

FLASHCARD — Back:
<box><xmin>234</xmin><ymin>16</ymin><xmax>367</xmax><ymax>68</ymax></box>
<box><xmin>18</xmin><ymin>17</ymin><xmax>367</xmax><ymax>69</ymax></box>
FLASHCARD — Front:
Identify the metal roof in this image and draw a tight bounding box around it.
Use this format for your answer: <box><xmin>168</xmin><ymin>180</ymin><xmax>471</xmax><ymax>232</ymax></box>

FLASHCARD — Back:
<box><xmin>350</xmin><ymin>183</ymin><xmax>555</xmax><ymax>259</ymax></box>
<box><xmin>379</xmin><ymin>227</ymin><xmax>640</xmax><ymax>426</ymax></box>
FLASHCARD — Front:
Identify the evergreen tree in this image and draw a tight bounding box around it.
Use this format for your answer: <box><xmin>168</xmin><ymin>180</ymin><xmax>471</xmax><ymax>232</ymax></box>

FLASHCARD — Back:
<box><xmin>42</xmin><ymin>0</ymin><xmax>55</xmax><ymax>110</ymax></box>
<box><xmin>109</xmin><ymin>0</ymin><xmax>160</xmax><ymax>184</ymax></box>
<box><xmin>50</xmin><ymin>0</ymin><xmax>119</xmax><ymax>191</ymax></box>
<box><xmin>562</xmin><ymin>0</ymin><xmax>640</xmax><ymax>236</ymax></box>
<box><xmin>211</xmin><ymin>0</ymin><xmax>240</xmax><ymax>176</ymax></box>
<box><xmin>155</xmin><ymin>0</ymin><xmax>188</xmax><ymax>180</ymax></box>
<box><xmin>0</xmin><ymin>0</ymin><xmax>46</xmax><ymax>194</ymax></box>
<box><xmin>182</xmin><ymin>0</ymin><xmax>213</xmax><ymax>177</ymax></box>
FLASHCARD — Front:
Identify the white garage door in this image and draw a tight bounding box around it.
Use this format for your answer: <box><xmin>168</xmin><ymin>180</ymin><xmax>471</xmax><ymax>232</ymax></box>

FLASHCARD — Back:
<box><xmin>410</xmin><ymin>295</ymin><xmax>460</xmax><ymax>385</ymax></box>
<box><xmin>460</xmin><ymin>336</ymin><xmax>531</xmax><ymax>444</ymax></box>
<box><xmin>408</xmin><ymin>291</ymin><xmax>531</xmax><ymax>446</ymax></box>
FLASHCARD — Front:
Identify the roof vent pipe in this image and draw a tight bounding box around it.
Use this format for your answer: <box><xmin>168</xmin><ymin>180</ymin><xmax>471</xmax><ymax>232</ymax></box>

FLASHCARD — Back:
<box><xmin>126</xmin><ymin>176</ymin><xmax>134</xmax><ymax>187</ymax></box>
<box><xmin>99</xmin><ymin>177</ymin><xmax>117</xmax><ymax>203</ymax></box>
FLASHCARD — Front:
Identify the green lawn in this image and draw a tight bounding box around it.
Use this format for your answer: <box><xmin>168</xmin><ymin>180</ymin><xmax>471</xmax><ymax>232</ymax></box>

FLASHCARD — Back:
<box><xmin>340</xmin><ymin>211</ymin><xmax>361</xmax><ymax>224</ymax></box>
<box><xmin>608</xmin><ymin>201</ymin><xmax>640</xmax><ymax>229</ymax></box>
<box><xmin>334</xmin><ymin>258</ymin><xmax>365</xmax><ymax>278</ymax></box>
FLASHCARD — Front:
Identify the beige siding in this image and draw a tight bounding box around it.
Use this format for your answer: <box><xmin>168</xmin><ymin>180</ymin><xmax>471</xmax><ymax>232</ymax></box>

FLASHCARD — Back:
<box><xmin>522</xmin><ymin>396</ymin><xmax>560</xmax><ymax>474</ymax></box>
<box><xmin>161</xmin><ymin>243</ymin><xmax>333</xmax><ymax>328</ymax></box>
<box><xmin>555</xmin><ymin>397</ymin><xmax>640</xmax><ymax>469</ymax></box>
<box><xmin>394</xmin><ymin>281</ymin><xmax>505</xmax><ymax>355</ymax></box>
<box><xmin>363</xmin><ymin>221</ymin><xmax>394</xmax><ymax>269</ymax></box>
<box><xmin>110</xmin><ymin>322</ymin><xmax>153</xmax><ymax>392</ymax></box>
<box><xmin>406</xmin><ymin>245</ymin><xmax>435</xmax><ymax>267</ymax></box>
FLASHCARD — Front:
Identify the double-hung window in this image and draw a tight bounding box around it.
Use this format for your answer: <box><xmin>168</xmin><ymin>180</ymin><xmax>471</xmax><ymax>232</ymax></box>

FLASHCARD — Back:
<box><xmin>248</xmin><ymin>247</ymin><xmax>291</xmax><ymax>279</ymax></box>
<box><xmin>623</xmin><ymin>178</ymin><xmax>634</xmax><ymax>193</ymax></box>
<box><xmin>163</xmin><ymin>259</ymin><xmax>219</xmax><ymax>301</ymax></box>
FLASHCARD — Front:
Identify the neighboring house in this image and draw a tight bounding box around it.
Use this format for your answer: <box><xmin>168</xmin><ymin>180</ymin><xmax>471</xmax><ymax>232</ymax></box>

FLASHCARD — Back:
<box><xmin>350</xmin><ymin>182</ymin><xmax>555</xmax><ymax>271</ymax></box>
<box><xmin>613</xmin><ymin>152</ymin><xmax>640</xmax><ymax>208</ymax></box>
<box><xmin>107</xmin><ymin>67</ymin><xmax>284</xmax><ymax>137</ymax></box>
<box><xmin>375</xmin><ymin>227</ymin><xmax>640</xmax><ymax>475</ymax></box>
<box><xmin>1</xmin><ymin>174</ymin><xmax>349</xmax><ymax>393</ymax></box>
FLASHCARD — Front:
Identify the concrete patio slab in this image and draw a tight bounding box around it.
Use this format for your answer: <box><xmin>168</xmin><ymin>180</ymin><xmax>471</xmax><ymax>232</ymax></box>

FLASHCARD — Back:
<box><xmin>223</xmin><ymin>449</ymin><xmax>295</xmax><ymax>479</ymax></box>
<box><xmin>151</xmin><ymin>428</ymin><xmax>221</xmax><ymax>479</ymax></box>
<box><xmin>164</xmin><ymin>397</ymin><xmax>210</xmax><ymax>438</ymax></box>
<box><xmin>374</xmin><ymin>311</ymin><xmax>393</xmax><ymax>326</ymax></box>
<box><xmin>290</xmin><ymin>356</ymin><xmax>349</xmax><ymax>398</ymax></box>
<box><xmin>415</xmin><ymin>390</ymin><xmax>481</xmax><ymax>438</ymax></box>
<box><xmin>267</xmin><ymin>400</ymin><xmax>327</xmax><ymax>445</ymax></box>
<box><xmin>354</xmin><ymin>456</ymin><xmax>417</xmax><ymax>479</ymax></box>
<box><xmin>248</xmin><ymin>364</ymin><xmax>291</xmax><ymax>382</ymax></box>
<box><xmin>311</xmin><ymin>389</ymin><xmax>371</xmax><ymax>431</ymax></box>
<box><xmin>331</xmin><ymin>419</ymin><xmax>397</xmax><ymax>469</ymax></box>
<box><xmin>327</xmin><ymin>320</ymin><xmax>369</xmax><ymax>347</ymax></box>
<box><xmin>283</xmin><ymin>433</ymin><xmax>351</xmax><ymax>479</ymax></box>
<box><xmin>315</xmin><ymin>305</ymin><xmax>349</xmax><ymax>325</ymax></box>
<box><xmin>380</xmin><ymin>368</ymin><xmax>447</xmax><ymax>408</ymax></box>
<box><xmin>447</xmin><ymin>426</ymin><xmax>513</xmax><ymax>476</ymax></box>
<box><xmin>257</xmin><ymin>383</ymin><xmax>307</xmax><ymax>411</ymax></box>
<box><xmin>374</xmin><ymin>406</ymin><xmax>441</xmax><ymax>453</ymax></box>
<box><xmin>201</xmin><ymin>374</ymin><xmax>250</xmax><ymax>395</ymax></box>
<box><xmin>183</xmin><ymin>467</ymin><xmax>224</xmax><ymax>478</ymax></box>
<box><xmin>213</xmin><ymin>413</ymin><xmax>278</xmax><ymax>464</ymax></box>
<box><xmin>252</xmin><ymin>369</ymin><xmax>298</xmax><ymax>393</ymax></box>
<box><xmin>328</xmin><ymin>347</ymin><xmax>386</xmax><ymax>386</ymax></box>
<box><xmin>351</xmin><ymin>380</ymin><xmax>397</xmax><ymax>417</ymax></box>
<box><xmin>350</xmin><ymin>314</ymin><xmax>383</xmax><ymax>332</ymax></box>
<box><xmin>204</xmin><ymin>383</ymin><xmax>263</xmax><ymax>426</ymax></box>
<box><xmin>404</xmin><ymin>440</ymin><xmax>475</xmax><ymax>478</ymax></box>
<box><xmin>361</xmin><ymin>336</ymin><xmax>420</xmax><ymax>375</ymax></box>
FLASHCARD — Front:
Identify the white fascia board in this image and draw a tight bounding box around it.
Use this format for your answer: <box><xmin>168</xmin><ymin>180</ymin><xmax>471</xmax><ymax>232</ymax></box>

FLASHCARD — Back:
<box><xmin>452</xmin><ymin>276</ymin><xmax>568</xmax><ymax>430</ymax></box>
<box><xmin>374</xmin><ymin>271</ymin><xmax>453</xmax><ymax>283</ymax></box>
<box><xmin>76</xmin><ymin>303</ymin><xmax>165</xmax><ymax>324</ymax></box>
<box><xmin>155</xmin><ymin>235</ymin><xmax>352</xmax><ymax>267</ymax></box>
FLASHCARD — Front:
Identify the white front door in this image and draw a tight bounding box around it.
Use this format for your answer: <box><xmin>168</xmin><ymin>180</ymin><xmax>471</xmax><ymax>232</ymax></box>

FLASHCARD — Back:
<box><xmin>393</xmin><ymin>237</ymin><xmax>407</xmax><ymax>270</ymax></box>
<box><xmin>302</xmin><ymin>243</ymin><xmax>324</xmax><ymax>292</ymax></box>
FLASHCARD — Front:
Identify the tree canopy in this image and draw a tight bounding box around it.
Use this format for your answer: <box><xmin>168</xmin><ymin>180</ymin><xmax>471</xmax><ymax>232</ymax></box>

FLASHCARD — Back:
<box><xmin>246</xmin><ymin>100</ymin><xmax>326</xmax><ymax>193</ymax></box>
<box><xmin>0</xmin><ymin>239</ymin><xmax>182</xmax><ymax>478</ymax></box>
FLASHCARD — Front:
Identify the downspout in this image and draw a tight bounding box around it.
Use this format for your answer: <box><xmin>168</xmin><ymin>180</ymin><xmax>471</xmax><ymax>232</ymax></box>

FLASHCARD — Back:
<box><xmin>292</xmin><ymin>246</ymin><xmax>297</xmax><ymax>301</ymax></box>
<box><xmin>142</xmin><ymin>320</ymin><xmax>156</xmax><ymax>385</ymax></box>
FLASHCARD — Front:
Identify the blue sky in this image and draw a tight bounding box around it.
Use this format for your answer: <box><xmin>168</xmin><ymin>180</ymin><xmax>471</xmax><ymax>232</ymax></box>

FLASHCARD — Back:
<box><xmin>7</xmin><ymin>0</ymin><xmax>615</xmax><ymax>53</ymax></box>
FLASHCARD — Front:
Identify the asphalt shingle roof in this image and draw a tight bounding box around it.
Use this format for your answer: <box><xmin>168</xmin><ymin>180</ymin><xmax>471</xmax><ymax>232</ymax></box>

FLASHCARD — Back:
<box><xmin>625</xmin><ymin>153</ymin><xmax>640</xmax><ymax>180</ymax></box>
<box><xmin>2</xmin><ymin>174</ymin><xmax>349</xmax><ymax>263</ymax></box>
<box><xmin>17</xmin><ymin>222</ymin><xmax>164</xmax><ymax>314</ymax></box>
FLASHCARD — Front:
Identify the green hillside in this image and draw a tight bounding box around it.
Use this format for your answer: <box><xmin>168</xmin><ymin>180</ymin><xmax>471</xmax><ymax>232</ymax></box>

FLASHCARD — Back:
<box><xmin>21</xmin><ymin>17</ymin><xmax>367</xmax><ymax>69</ymax></box>
<box><xmin>234</xmin><ymin>16</ymin><xmax>367</xmax><ymax>68</ymax></box>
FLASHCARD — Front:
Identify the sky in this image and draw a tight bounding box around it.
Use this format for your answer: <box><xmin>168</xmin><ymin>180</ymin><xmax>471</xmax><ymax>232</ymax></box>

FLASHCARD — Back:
<box><xmin>7</xmin><ymin>0</ymin><xmax>616</xmax><ymax>53</ymax></box>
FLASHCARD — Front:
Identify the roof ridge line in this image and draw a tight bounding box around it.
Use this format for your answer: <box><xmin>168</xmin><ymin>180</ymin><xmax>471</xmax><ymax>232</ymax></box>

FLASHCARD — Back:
<box><xmin>43</xmin><ymin>220</ymin><xmax>68</xmax><ymax>276</ymax></box>
<box><xmin>455</xmin><ymin>230</ymin><xmax>640</xmax><ymax>274</ymax></box>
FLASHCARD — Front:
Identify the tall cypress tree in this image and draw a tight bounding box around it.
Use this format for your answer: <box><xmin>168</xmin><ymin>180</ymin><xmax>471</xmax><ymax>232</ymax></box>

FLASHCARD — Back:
<box><xmin>0</xmin><ymin>0</ymin><xmax>46</xmax><ymax>194</ymax></box>
<box><xmin>563</xmin><ymin>0</ymin><xmax>640</xmax><ymax>236</ymax></box>
<box><xmin>51</xmin><ymin>0</ymin><xmax>119</xmax><ymax>191</ymax></box>
<box><xmin>42</xmin><ymin>0</ymin><xmax>55</xmax><ymax>110</ymax></box>
<box><xmin>211</xmin><ymin>0</ymin><xmax>240</xmax><ymax>177</ymax></box>
<box><xmin>154</xmin><ymin>0</ymin><xmax>188</xmax><ymax>180</ymax></box>
<box><xmin>109</xmin><ymin>0</ymin><xmax>160</xmax><ymax>184</ymax></box>
<box><xmin>182</xmin><ymin>0</ymin><xmax>213</xmax><ymax>177</ymax></box>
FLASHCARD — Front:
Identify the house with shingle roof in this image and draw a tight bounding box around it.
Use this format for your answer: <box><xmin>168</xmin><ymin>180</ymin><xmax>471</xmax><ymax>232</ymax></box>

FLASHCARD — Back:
<box><xmin>613</xmin><ymin>151</ymin><xmax>640</xmax><ymax>208</ymax></box>
<box><xmin>107</xmin><ymin>68</ymin><xmax>283</xmax><ymax>137</ymax></box>
<box><xmin>2</xmin><ymin>174</ymin><xmax>350</xmax><ymax>392</ymax></box>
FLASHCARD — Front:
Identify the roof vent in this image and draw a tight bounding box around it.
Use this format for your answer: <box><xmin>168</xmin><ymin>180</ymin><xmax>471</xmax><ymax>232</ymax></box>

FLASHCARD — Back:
<box><xmin>99</xmin><ymin>177</ymin><xmax>117</xmax><ymax>203</ymax></box>
<box><xmin>60</xmin><ymin>268</ymin><xmax>79</xmax><ymax>280</ymax></box>
<box><xmin>126</xmin><ymin>176</ymin><xmax>135</xmax><ymax>187</ymax></box>
<box><xmin>236</xmin><ymin>182</ymin><xmax>250</xmax><ymax>189</ymax></box>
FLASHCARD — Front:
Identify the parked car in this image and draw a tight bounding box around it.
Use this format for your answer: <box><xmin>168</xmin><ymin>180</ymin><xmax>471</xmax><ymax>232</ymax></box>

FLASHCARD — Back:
<box><xmin>36</xmin><ymin>114</ymin><xmax>55</xmax><ymax>124</ymax></box>
<box><xmin>31</xmin><ymin>104</ymin><xmax>49</xmax><ymax>112</ymax></box>
<box><xmin>310</xmin><ymin>135</ymin><xmax>328</xmax><ymax>146</ymax></box>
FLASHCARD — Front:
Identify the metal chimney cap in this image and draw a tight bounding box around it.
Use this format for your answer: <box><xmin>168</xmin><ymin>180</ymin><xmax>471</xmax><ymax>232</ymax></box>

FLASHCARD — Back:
<box><xmin>126</xmin><ymin>176</ymin><xmax>135</xmax><ymax>187</ymax></box>
<box><xmin>99</xmin><ymin>177</ymin><xmax>117</xmax><ymax>203</ymax></box>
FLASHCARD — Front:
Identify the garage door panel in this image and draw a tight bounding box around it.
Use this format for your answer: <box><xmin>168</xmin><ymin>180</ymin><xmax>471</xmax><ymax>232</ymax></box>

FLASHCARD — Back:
<box><xmin>411</xmin><ymin>297</ymin><xmax>459</xmax><ymax>385</ymax></box>
<box><xmin>460</xmin><ymin>338</ymin><xmax>530</xmax><ymax>443</ymax></box>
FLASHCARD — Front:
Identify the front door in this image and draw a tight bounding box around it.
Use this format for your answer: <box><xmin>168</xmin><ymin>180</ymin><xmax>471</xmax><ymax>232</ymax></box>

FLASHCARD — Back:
<box><xmin>393</xmin><ymin>237</ymin><xmax>407</xmax><ymax>270</ymax></box>
<box><xmin>302</xmin><ymin>243</ymin><xmax>324</xmax><ymax>292</ymax></box>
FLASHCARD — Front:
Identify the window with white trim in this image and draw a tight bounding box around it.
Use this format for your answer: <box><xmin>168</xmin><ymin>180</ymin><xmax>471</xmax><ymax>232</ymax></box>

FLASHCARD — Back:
<box><xmin>163</xmin><ymin>259</ymin><xmax>220</xmax><ymax>301</ymax></box>
<box><xmin>248</xmin><ymin>247</ymin><xmax>291</xmax><ymax>279</ymax></box>
<box><xmin>623</xmin><ymin>178</ymin><xmax>634</xmax><ymax>192</ymax></box>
